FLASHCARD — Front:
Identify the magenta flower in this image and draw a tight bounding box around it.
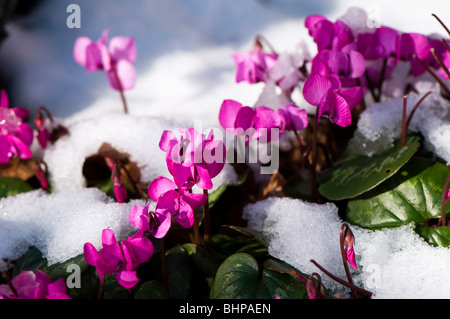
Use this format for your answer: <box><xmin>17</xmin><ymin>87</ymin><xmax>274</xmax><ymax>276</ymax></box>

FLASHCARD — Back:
<box><xmin>0</xmin><ymin>270</ymin><xmax>70</xmax><ymax>299</ymax></box>
<box><xmin>111</xmin><ymin>164</ymin><xmax>127</xmax><ymax>203</ymax></box>
<box><xmin>303</xmin><ymin>74</ymin><xmax>363</xmax><ymax>127</ymax></box>
<box><xmin>84</xmin><ymin>229</ymin><xmax>154</xmax><ymax>290</ymax></box>
<box><xmin>277</xmin><ymin>102</ymin><xmax>309</xmax><ymax>133</ymax></box>
<box><xmin>0</xmin><ymin>90</ymin><xmax>33</xmax><ymax>164</ymax></box>
<box><xmin>73</xmin><ymin>29</ymin><xmax>137</xmax><ymax>91</ymax></box>
<box><xmin>231</xmin><ymin>48</ymin><xmax>277</xmax><ymax>84</ymax></box>
<box><xmin>310</xmin><ymin>44</ymin><xmax>365</xmax><ymax>84</ymax></box>
<box><xmin>129</xmin><ymin>202</ymin><xmax>171</xmax><ymax>239</ymax></box>
<box><xmin>357</xmin><ymin>27</ymin><xmax>398</xmax><ymax>60</ymax></box>
<box><xmin>148</xmin><ymin>176</ymin><xmax>207</xmax><ymax>229</ymax></box>
<box><xmin>305</xmin><ymin>15</ymin><xmax>353</xmax><ymax>52</ymax></box>
<box><xmin>159</xmin><ymin>128</ymin><xmax>226</xmax><ymax>190</ymax></box>
<box><xmin>219</xmin><ymin>99</ymin><xmax>307</xmax><ymax>141</ymax></box>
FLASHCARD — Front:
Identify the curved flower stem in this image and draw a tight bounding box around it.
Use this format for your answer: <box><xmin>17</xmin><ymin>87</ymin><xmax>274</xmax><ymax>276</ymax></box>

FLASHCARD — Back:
<box><xmin>310</xmin><ymin>259</ymin><xmax>373</xmax><ymax>298</ymax></box>
<box><xmin>441</xmin><ymin>38</ymin><xmax>450</xmax><ymax>54</ymax></box>
<box><xmin>37</xmin><ymin>106</ymin><xmax>54</xmax><ymax>123</ymax></box>
<box><xmin>430</xmin><ymin>48</ymin><xmax>450</xmax><ymax>79</ymax></box>
<box><xmin>432</xmin><ymin>14</ymin><xmax>450</xmax><ymax>37</ymax></box>
<box><xmin>405</xmin><ymin>91</ymin><xmax>432</xmax><ymax>130</ymax></box>
<box><xmin>413</xmin><ymin>55</ymin><xmax>450</xmax><ymax>97</ymax></box>
<box><xmin>203</xmin><ymin>189</ymin><xmax>210</xmax><ymax>251</ymax></box>
<box><xmin>340</xmin><ymin>224</ymin><xmax>358</xmax><ymax>299</ymax></box>
<box><xmin>440</xmin><ymin>174</ymin><xmax>450</xmax><ymax>227</ymax></box>
<box><xmin>255</xmin><ymin>34</ymin><xmax>277</xmax><ymax>55</ymax></box>
<box><xmin>110</xmin><ymin>64</ymin><xmax>129</xmax><ymax>114</ymax></box>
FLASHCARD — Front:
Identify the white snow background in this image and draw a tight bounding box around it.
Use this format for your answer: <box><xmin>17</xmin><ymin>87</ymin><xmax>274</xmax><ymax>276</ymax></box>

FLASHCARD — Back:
<box><xmin>0</xmin><ymin>0</ymin><xmax>450</xmax><ymax>298</ymax></box>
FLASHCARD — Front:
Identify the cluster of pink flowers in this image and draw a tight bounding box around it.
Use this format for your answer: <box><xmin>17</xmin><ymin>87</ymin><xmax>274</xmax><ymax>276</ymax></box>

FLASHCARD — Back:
<box><xmin>0</xmin><ymin>90</ymin><xmax>33</xmax><ymax>164</ymax></box>
<box><xmin>84</xmin><ymin>127</ymin><xmax>226</xmax><ymax>290</ymax></box>
<box><xmin>84</xmin><ymin>229</ymin><xmax>153</xmax><ymax>290</ymax></box>
<box><xmin>231</xmin><ymin>13</ymin><xmax>450</xmax><ymax>128</ymax></box>
<box><xmin>218</xmin><ymin>99</ymin><xmax>308</xmax><ymax>142</ymax></box>
<box><xmin>144</xmin><ymin>128</ymin><xmax>226</xmax><ymax>233</ymax></box>
<box><xmin>0</xmin><ymin>270</ymin><xmax>70</xmax><ymax>299</ymax></box>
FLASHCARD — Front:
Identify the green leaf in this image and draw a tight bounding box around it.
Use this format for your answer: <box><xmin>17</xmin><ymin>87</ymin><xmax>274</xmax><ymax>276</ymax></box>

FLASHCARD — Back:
<box><xmin>347</xmin><ymin>157</ymin><xmax>450</xmax><ymax>229</ymax></box>
<box><xmin>0</xmin><ymin>176</ymin><xmax>33</xmax><ymax>199</ymax></box>
<box><xmin>12</xmin><ymin>246</ymin><xmax>47</xmax><ymax>277</ymax></box>
<box><xmin>134</xmin><ymin>281</ymin><xmax>169</xmax><ymax>299</ymax></box>
<box><xmin>208</xmin><ymin>183</ymin><xmax>227</xmax><ymax>208</ymax></box>
<box><xmin>318</xmin><ymin>136</ymin><xmax>420</xmax><ymax>200</ymax></box>
<box><xmin>210</xmin><ymin>253</ymin><xmax>260</xmax><ymax>299</ymax></box>
<box><xmin>40</xmin><ymin>254</ymin><xmax>88</xmax><ymax>281</ymax></box>
<box><xmin>415</xmin><ymin>225</ymin><xmax>450</xmax><ymax>248</ymax></box>
<box><xmin>210</xmin><ymin>253</ymin><xmax>309</xmax><ymax>299</ymax></box>
<box><xmin>257</xmin><ymin>268</ymin><xmax>307</xmax><ymax>299</ymax></box>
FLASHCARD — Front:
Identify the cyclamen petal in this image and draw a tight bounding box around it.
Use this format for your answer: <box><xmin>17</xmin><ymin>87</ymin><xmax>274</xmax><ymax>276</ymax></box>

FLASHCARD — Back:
<box><xmin>181</xmin><ymin>191</ymin><xmax>208</xmax><ymax>211</ymax></box>
<box><xmin>346</xmin><ymin>246</ymin><xmax>357</xmax><ymax>269</ymax></box>
<box><xmin>73</xmin><ymin>36</ymin><xmax>93</xmax><ymax>67</ymax></box>
<box><xmin>148</xmin><ymin>176</ymin><xmax>177</xmax><ymax>201</ymax></box>
<box><xmin>114</xmin><ymin>270</ymin><xmax>140</xmax><ymax>290</ymax></box>
<box><xmin>108</xmin><ymin>36</ymin><xmax>137</xmax><ymax>63</ymax></box>
<box><xmin>0</xmin><ymin>90</ymin><xmax>8</xmax><ymax>108</ymax></box>
<box><xmin>107</xmin><ymin>59</ymin><xmax>136</xmax><ymax>91</ymax></box>
<box><xmin>303</xmin><ymin>74</ymin><xmax>332</xmax><ymax>106</ymax></box>
<box><xmin>176</xmin><ymin>198</ymin><xmax>195</xmax><ymax>228</ymax></box>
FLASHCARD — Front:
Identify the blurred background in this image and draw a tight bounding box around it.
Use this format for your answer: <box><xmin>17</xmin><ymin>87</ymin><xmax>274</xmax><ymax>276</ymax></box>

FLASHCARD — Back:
<box><xmin>0</xmin><ymin>0</ymin><xmax>449</xmax><ymax>124</ymax></box>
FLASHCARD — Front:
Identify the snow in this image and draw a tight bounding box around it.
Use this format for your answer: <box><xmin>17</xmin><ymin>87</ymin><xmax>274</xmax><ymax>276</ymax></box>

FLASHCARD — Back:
<box><xmin>0</xmin><ymin>187</ymin><xmax>145</xmax><ymax>270</ymax></box>
<box><xmin>0</xmin><ymin>0</ymin><xmax>449</xmax><ymax>299</ymax></box>
<box><xmin>243</xmin><ymin>197</ymin><xmax>450</xmax><ymax>299</ymax></box>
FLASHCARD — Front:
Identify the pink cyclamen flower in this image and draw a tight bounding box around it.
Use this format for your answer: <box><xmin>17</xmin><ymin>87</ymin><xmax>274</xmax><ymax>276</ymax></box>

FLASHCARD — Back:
<box><xmin>231</xmin><ymin>48</ymin><xmax>277</xmax><ymax>84</ymax></box>
<box><xmin>159</xmin><ymin>128</ymin><xmax>226</xmax><ymax>190</ymax></box>
<box><xmin>0</xmin><ymin>90</ymin><xmax>33</xmax><ymax>164</ymax></box>
<box><xmin>310</xmin><ymin>43</ymin><xmax>366</xmax><ymax>83</ymax></box>
<box><xmin>305</xmin><ymin>15</ymin><xmax>354</xmax><ymax>52</ymax></box>
<box><xmin>73</xmin><ymin>29</ymin><xmax>137</xmax><ymax>91</ymax></box>
<box><xmin>111</xmin><ymin>164</ymin><xmax>127</xmax><ymax>203</ymax></box>
<box><xmin>148</xmin><ymin>176</ymin><xmax>207</xmax><ymax>229</ymax></box>
<box><xmin>129</xmin><ymin>202</ymin><xmax>171</xmax><ymax>239</ymax></box>
<box><xmin>0</xmin><ymin>270</ymin><xmax>70</xmax><ymax>299</ymax></box>
<box><xmin>342</xmin><ymin>226</ymin><xmax>357</xmax><ymax>269</ymax></box>
<box><xmin>84</xmin><ymin>229</ymin><xmax>153</xmax><ymax>290</ymax></box>
<box><xmin>302</xmin><ymin>74</ymin><xmax>363</xmax><ymax>127</ymax></box>
<box><xmin>219</xmin><ymin>99</ymin><xmax>308</xmax><ymax>142</ymax></box>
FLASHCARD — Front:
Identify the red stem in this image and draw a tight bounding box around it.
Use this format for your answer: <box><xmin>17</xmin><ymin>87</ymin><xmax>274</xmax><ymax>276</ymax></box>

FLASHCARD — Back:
<box><xmin>110</xmin><ymin>64</ymin><xmax>129</xmax><ymax>114</ymax></box>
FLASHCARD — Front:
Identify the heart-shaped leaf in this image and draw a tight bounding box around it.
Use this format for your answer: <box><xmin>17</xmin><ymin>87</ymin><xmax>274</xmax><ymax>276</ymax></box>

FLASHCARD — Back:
<box><xmin>210</xmin><ymin>253</ymin><xmax>260</xmax><ymax>299</ymax></box>
<box><xmin>318</xmin><ymin>136</ymin><xmax>420</xmax><ymax>200</ymax></box>
<box><xmin>347</xmin><ymin>157</ymin><xmax>450</xmax><ymax>229</ymax></box>
<box><xmin>210</xmin><ymin>253</ymin><xmax>308</xmax><ymax>299</ymax></box>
